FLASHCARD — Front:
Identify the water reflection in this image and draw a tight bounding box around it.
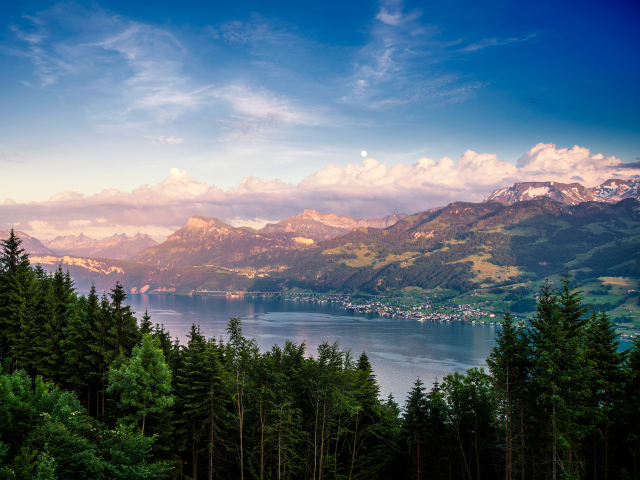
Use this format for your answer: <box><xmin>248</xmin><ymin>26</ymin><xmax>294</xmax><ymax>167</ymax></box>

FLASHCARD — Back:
<box><xmin>125</xmin><ymin>294</ymin><xmax>499</xmax><ymax>400</ymax></box>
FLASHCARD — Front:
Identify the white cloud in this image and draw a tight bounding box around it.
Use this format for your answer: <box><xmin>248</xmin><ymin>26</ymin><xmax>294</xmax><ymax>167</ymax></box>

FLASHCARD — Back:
<box><xmin>347</xmin><ymin>0</ymin><xmax>482</xmax><ymax>108</ymax></box>
<box><xmin>2</xmin><ymin>143</ymin><xmax>638</xmax><ymax>242</ymax></box>
<box><xmin>144</xmin><ymin>135</ymin><xmax>185</xmax><ymax>145</ymax></box>
<box><xmin>460</xmin><ymin>34</ymin><xmax>536</xmax><ymax>53</ymax></box>
<box><xmin>69</xmin><ymin>219</ymin><xmax>92</xmax><ymax>227</ymax></box>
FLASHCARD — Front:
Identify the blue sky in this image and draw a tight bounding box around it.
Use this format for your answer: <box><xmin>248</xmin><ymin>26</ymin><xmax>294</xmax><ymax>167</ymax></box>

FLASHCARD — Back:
<box><xmin>1</xmin><ymin>0</ymin><xmax>639</xmax><ymax>239</ymax></box>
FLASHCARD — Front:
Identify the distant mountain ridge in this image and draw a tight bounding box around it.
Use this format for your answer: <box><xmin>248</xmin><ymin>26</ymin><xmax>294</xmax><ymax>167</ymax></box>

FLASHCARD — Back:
<box><xmin>483</xmin><ymin>179</ymin><xmax>640</xmax><ymax>205</ymax></box>
<box><xmin>0</xmin><ymin>230</ymin><xmax>55</xmax><ymax>255</ymax></box>
<box><xmin>132</xmin><ymin>215</ymin><xmax>314</xmax><ymax>268</ymax></box>
<box><xmin>260</xmin><ymin>209</ymin><xmax>408</xmax><ymax>240</ymax></box>
<box><xmin>43</xmin><ymin>233</ymin><xmax>157</xmax><ymax>260</ymax></box>
<box><xmin>28</xmin><ymin>197</ymin><xmax>640</xmax><ymax>294</ymax></box>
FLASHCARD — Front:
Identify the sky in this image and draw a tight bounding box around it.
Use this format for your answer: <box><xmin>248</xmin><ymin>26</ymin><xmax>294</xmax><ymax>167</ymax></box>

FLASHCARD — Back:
<box><xmin>1</xmin><ymin>0</ymin><xmax>639</xmax><ymax>241</ymax></box>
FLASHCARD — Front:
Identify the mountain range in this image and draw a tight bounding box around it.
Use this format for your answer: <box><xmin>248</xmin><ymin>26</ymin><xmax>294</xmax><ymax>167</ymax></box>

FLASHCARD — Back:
<box><xmin>0</xmin><ymin>230</ymin><xmax>54</xmax><ymax>255</ymax></box>
<box><xmin>483</xmin><ymin>179</ymin><xmax>640</xmax><ymax>205</ymax></box>
<box><xmin>11</xmin><ymin>178</ymin><xmax>640</xmax><ymax>294</ymax></box>
<box><xmin>260</xmin><ymin>209</ymin><xmax>409</xmax><ymax>240</ymax></box>
<box><xmin>42</xmin><ymin>233</ymin><xmax>157</xmax><ymax>260</ymax></box>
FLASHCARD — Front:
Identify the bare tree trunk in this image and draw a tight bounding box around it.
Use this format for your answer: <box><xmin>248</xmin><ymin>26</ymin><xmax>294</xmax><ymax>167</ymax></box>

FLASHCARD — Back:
<box><xmin>193</xmin><ymin>435</ymin><xmax>198</xmax><ymax>480</ymax></box>
<box><xmin>313</xmin><ymin>399</ymin><xmax>319</xmax><ymax>480</ymax></box>
<box><xmin>238</xmin><ymin>368</ymin><xmax>245</xmax><ymax>480</ymax></box>
<box><xmin>209</xmin><ymin>394</ymin><xmax>214</xmax><ymax>480</ymax></box>
<box><xmin>521</xmin><ymin>402</ymin><xmax>525</xmax><ymax>480</ymax></box>
<box><xmin>507</xmin><ymin>364</ymin><xmax>511</xmax><ymax>480</ymax></box>
<box><xmin>278</xmin><ymin>407</ymin><xmax>283</xmax><ymax>480</ymax></box>
<box><xmin>417</xmin><ymin>428</ymin><xmax>420</xmax><ymax>480</ymax></box>
<box><xmin>260</xmin><ymin>380</ymin><xmax>264</xmax><ymax>480</ymax></box>
<box><xmin>553</xmin><ymin>403</ymin><xmax>556</xmax><ymax>480</ymax></box>
<box><xmin>349</xmin><ymin>413</ymin><xmax>358</xmax><ymax>480</ymax></box>
<box><xmin>319</xmin><ymin>400</ymin><xmax>327</xmax><ymax>480</ymax></box>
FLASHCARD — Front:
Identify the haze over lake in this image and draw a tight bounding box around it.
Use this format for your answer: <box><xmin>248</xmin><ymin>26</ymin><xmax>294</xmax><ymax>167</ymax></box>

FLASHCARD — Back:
<box><xmin>126</xmin><ymin>294</ymin><xmax>498</xmax><ymax>401</ymax></box>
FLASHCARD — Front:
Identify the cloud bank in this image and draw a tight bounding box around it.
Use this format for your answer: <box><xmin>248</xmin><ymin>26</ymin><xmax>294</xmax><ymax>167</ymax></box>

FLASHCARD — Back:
<box><xmin>1</xmin><ymin>144</ymin><xmax>638</xmax><ymax>242</ymax></box>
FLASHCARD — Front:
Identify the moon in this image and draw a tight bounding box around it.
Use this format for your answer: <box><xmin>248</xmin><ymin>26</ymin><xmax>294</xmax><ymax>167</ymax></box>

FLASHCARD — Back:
<box><xmin>361</xmin><ymin>150</ymin><xmax>367</xmax><ymax>157</ymax></box>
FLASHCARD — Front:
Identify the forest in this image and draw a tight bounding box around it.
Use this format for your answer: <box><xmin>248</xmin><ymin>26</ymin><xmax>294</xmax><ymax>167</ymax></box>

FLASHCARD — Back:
<box><xmin>1</xmin><ymin>229</ymin><xmax>640</xmax><ymax>480</ymax></box>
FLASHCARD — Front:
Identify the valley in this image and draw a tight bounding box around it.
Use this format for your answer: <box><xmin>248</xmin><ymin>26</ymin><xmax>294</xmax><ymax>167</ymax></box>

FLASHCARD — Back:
<box><xmin>13</xmin><ymin>178</ymin><xmax>640</xmax><ymax>333</ymax></box>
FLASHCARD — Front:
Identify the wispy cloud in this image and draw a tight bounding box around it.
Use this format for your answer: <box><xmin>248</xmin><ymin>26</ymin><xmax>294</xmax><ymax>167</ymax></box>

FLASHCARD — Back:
<box><xmin>143</xmin><ymin>135</ymin><xmax>185</xmax><ymax>145</ymax></box>
<box><xmin>460</xmin><ymin>34</ymin><xmax>536</xmax><ymax>52</ymax></box>
<box><xmin>345</xmin><ymin>0</ymin><xmax>480</xmax><ymax>108</ymax></box>
<box><xmin>4</xmin><ymin>5</ymin><xmax>217</xmax><ymax>126</ymax></box>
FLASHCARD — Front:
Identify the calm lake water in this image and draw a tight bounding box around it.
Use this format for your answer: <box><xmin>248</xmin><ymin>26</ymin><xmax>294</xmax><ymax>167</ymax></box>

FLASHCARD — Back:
<box><xmin>124</xmin><ymin>294</ymin><xmax>497</xmax><ymax>402</ymax></box>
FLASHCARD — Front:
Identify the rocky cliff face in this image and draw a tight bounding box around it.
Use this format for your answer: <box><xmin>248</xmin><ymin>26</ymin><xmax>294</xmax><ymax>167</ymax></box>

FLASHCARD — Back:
<box><xmin>132</xmin><ymin>215</ymin><xmax>313</xmax><ymax>268</ymax></box>
<box><xmin>260</xmin><ymin>209</ymin><xmax>408</xmax><ymax>240</ymax></box>
<box><xmin>0</xmin><ymin>230</ymin><xmax>55</xmax><ymax>255</ymax></box>
<box><xmin>483</xmin><ymin>179</ymin><xmax>640</xmax><ymax>205</ymax></box>
<box><xmin>43</xmin><ymin>233</ymin><xmax>158</xmax><ymax>260</ymax></box>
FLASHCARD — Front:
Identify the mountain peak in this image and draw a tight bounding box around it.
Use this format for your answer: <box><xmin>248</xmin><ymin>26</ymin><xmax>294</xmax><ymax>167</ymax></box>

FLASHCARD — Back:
<box><xmin>484</xmin><ymin>179</ymin><xmax>640</xmax><ymax>205</ymax></box>
<box><xmin>185</xmin><ymin>215</ymin><xmax>233</xmax><ymax>231</ymax></box>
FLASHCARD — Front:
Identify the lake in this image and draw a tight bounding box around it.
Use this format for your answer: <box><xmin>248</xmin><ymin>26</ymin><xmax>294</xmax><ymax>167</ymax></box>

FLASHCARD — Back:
<box><xmin>124</xmin><ymin>294</ymin><xmax>497</xmax><ymax>402</ymax></box>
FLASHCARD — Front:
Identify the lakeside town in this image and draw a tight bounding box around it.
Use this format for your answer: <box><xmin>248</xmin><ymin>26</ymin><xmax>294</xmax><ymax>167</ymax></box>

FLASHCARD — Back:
<box><xmin>208</xmin><ymin>291</ymin><xmax>640</xmax><ymax>339</ymax></box>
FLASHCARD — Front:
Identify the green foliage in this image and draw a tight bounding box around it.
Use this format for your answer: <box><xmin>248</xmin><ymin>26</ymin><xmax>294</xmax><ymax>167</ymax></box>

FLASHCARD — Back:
<box><xmin>3</xmin><ymin>230</ymin><xmax>640</xmax><ymax>479</ymax></box>
<box><xmin>107</xmin><ymin>334</ymin><xmax>173</xmax><ymax>436</ymax></box>
<box><xmin>31</xmin><ymin>449</ymin><xmax>57</xmax><ymax>480</ymax></box>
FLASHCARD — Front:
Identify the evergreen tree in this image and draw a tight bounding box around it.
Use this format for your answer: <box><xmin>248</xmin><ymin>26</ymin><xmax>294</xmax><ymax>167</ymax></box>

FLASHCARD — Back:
<box><xmin>402</xmin><ymin>377</ymin><xmax>428</xmax><ymax>479</ymax></box>
<box><xmin>583</xmin><ymin>311</ymin><xmax>622</xmax><ymax>479</ymax></box>
<box><xmin>105</xmin><ymin>282</ymin><xmax>139</xmax><ymax>363</ymax></box>
<box><xmin>622</xmin><ymin>336</ymin><xmax>640</xmax><ymax>480</ymax></box>
<box><xmin>176</xmin><ymin>325</ymin><xmax>225</xmax><ymax>480</ymax></box>
<box><xmin>0</xmin><ymin>230</ymin><xmax>32</xmax><ymax>371</ymax></box>
<box><xmin>225</xmin><ymin>317</ymin><xmax>257</xmax><ymax>480</ymax></box>
<box><xmin>487</xmin><ymin>310</ymin><xmax>530</xmax><ymax>480</ymax></box>
<box><xmin>32</xmin><ymin>449</ymin><xmax>57</xmax><ymax>480</ymax></box>
<box><xmin>139</xmin><ymin>309</ymin><xmax>153</xmax><ymax>336</ymax></box>
<box><xmin>59</xmin><ymin>296</ymin><xmax>95</xmax><ymax>407</ymax></box>
<box><xmin>108</xmin><ymin>334</ymin><xmax>174</xmax><ymax>436</ymax></box>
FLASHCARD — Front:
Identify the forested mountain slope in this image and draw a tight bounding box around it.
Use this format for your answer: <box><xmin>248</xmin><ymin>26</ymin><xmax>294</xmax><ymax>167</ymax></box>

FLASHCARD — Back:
<box><xmin>2</xmin><ymin>229</ymin><xmax>640</xmax><ymax>479</ymax></box>
<box><xmin>27</xmin><ymin>197</ymin><xmax>640</xmax><ymax>295</ymax></box>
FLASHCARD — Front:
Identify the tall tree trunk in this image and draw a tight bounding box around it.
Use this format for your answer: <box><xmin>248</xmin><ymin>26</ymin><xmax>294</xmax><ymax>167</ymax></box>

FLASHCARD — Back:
<box><xmin>553</xmin><ymin>403</ymin><xmax>556</xmax><ymax>480</ymax></box>
<box><xmin>521</xmin><ymin>401</ymin><xmax>525</xmax><ymax>480</ymax></box>
<box><xmin>313</xmin><ymin>399</ymin><xmax>319</xmax><ymax>480</ymax></box>
<box><xmin>209</xmin><ymin>394</ymin><xmax>214</xmax><ymax>480</ymax></box>
<box><xmin>349</xmin><ymin>413</ymin><xmax>358</xmax><ymax>480</ymax></box>
<box><xmin>193</xmin><ymin>436</ymin><xmax>198</xmax><ymax>480</ymax></box>
<box><xmin>260</xmin><ymin>380</ymin><xmax>264</xmax><ymax>480</ymax></box>
<box><xmin>319</xmin><ymin>400</ymin><xmax>327</xmax><ymax>480</ymax></box>
<box><xmin>278</xmin><ymin>408</ymin><xmax>282</xmax><ymax>480</ymax></box>
<box><xmin>238</xmin><ymin>368</ymin><xmax>244</xmax><ymax>480</ymax></box>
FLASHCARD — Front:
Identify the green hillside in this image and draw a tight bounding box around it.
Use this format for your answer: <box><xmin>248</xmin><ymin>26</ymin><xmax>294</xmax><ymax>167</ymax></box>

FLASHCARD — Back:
<box><xmin>254</xmin><ymin>197</ymin><xmax>640</xmax><ymax>293</ymax></box>
<box><xmin>29</xmin><ymin>198</ymin><xmax>640</xmax><ymax>313</ymax></box>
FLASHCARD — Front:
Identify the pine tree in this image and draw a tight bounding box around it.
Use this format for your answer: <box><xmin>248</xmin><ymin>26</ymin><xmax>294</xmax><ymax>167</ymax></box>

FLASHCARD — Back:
<box><xmin>105</xmin><ymin>282</ymin><xmax>140</xmax><ymax>362</ymax></box>
<box><xmin>488</xmin><ymin>310</ymin><xmax>530</xmax><ymax>480</ymax></box>
<box><xmin>402</xmin><ymin>377</ymin><xmax>428</xmax><ymax>479</ymax></box>
<box><xmin>140</xmin><ymin>308</ymin><xmax>153</xmax><ymax>336</ymax></box>
<box><xmin>621</xmin><ymin>336</ymin><xmax>640</xmax><ymax>479</ymax></box>
<box><xmin>59</xmin><ymin>295</ymin><xmax>95</xmax><ymax>405</ymax></box>
<box><xmin>0</xmin><ymin>229</ymin><xmax>31</xmax><ymax>370</ymax></box>
<box><xmin>176</xmin><ymin>325</ymin><xmax>225</xmax><ymax>480</ymax></box>
<box><xmin>225</xmin><ymin>317</ymin><xmax>257</xmax><ymax>480</ymax></box>
<box><xmin>108</xmin><ymin>334</ymin><xmax>174</xmax><ymax>437</ymax></box>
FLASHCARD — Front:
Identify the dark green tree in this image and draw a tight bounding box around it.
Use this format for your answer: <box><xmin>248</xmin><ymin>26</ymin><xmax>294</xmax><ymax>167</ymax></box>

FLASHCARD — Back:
<box><xmin>108</xmin><ymin>334</ymin><xmax>174</xmax><ymax>437</ymax></box>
